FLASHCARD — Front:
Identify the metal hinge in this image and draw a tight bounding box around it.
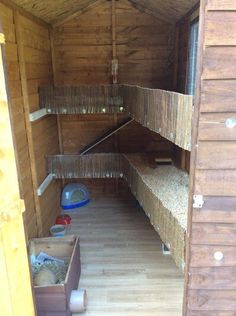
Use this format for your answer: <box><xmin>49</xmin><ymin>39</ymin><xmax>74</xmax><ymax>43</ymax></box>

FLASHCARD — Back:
<box><xmin>0</xmin><ymin>33</ymin><xmax>6</xmax><ymax>45</ymax></box>
<box><xmin>193</xmin><ymin>195</ymin><xmax>204</xmax><ymax>209</ymax></box>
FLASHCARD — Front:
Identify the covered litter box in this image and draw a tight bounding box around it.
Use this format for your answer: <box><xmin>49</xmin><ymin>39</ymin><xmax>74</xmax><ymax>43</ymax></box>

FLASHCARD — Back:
<box><xmin>61</xmin><ymin>183</ymin><xmax>90</xmax><ymax>210</ymax></box>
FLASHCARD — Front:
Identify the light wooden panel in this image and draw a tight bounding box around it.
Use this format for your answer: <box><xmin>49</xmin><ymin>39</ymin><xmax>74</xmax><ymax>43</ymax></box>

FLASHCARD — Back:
<box><xmin>0</xmin><ymin>2</ymin><xmax>37</xmax><ymax>239</ymax></box>
<box><xmin>0</xmin><ymin>37</ymin><xmax>35</xmax><ymax>315</ymax></box>
<box><xmin>18</xmin><ymin>13</ymin><xmax>61</xmax><ymax>236</ymax></box>
<box><xmin>9</xmin><ymin>0</ymin><xmax>198</xmax><ymax>24</ymax></box>
<box><xmin>1</xmin><ymin>1</ymin><xmax>61</xmax><ymax>238</ymax></box>
<box><xmin>185</xmin><ymin>1</ymin><xmax>236</xmax><ymax>314</ymax></box>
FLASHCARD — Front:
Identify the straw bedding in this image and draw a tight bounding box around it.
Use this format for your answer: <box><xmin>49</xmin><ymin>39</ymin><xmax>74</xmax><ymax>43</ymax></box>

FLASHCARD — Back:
<box><xmin>123</xmin><ymin>154</ymin><xmax>189</xmax><ymax>269</ymax></box>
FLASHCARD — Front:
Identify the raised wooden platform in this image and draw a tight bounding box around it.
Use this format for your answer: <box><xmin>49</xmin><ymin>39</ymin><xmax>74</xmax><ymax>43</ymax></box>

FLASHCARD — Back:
<box><xmin>39</xmin><ymin>84</ymin><xmax>193</xmax><ymax>151</ymax></box>
<box><xmin>123</xmin><ymin>154</ymin><xmax>188</xmax><ymax>269</ymax></box>
<box><xmin>68</xmin><ymin>198</ymin><xmax>184</xmax><ymax>316</ymax></box>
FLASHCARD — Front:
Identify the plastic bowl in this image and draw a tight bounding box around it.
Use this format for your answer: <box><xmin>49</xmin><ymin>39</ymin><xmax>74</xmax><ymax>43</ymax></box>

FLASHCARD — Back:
<box><xmin>50</xmin><ymin>224</ymin><xmax>66</xmax><ymax>237</ymax></box>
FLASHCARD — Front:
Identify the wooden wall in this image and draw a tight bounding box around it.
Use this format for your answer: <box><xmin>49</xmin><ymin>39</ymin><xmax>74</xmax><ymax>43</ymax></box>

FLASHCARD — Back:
<box><xmin>0</xmin><ymin>1</ymin><xmax>61</xmax><ymax>238</ymax></box>
<box><xmin>52</xmin><ymin>1</ymin><xmax>112</xmax><ymax>85</ymax></box>
<box><xmin>60</xmin><ymin>113</ymin><xmax>174</xmax><ymax>155</ymax></box>
<box><xmin>0</xmin><ymin>2</ymin><xmax>37</xmax><ymax>238</ymax></box>
<box><xmin>0</xmin><ymin>36</ymin><xmax>35</xmax><ymax>315</ymax></box>
<box><xmin>116</xmin><ymin>0</ymin><xmax>174</xmax><ymax>88</ymax></box>
<box><xmin>185</xmin><ymin>0</ymin><xmax>236</xmax><ymax>313</ymax></box>
<box><xmin>53</xmin><ymin>0</ymin><xmax>174</xmax><ymax>88</ymax></box>
<box><xmin>52</xmin><ymin>0</ymin><xmax>175</xmax><ymax>159</ymax></box>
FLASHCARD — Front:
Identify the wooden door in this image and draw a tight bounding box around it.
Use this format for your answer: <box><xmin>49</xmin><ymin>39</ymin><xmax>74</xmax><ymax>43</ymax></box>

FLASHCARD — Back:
<box><xmin>0</xmin><ymin>32</ymin><xmax>35</xmax><ymax>316</ymax></box>
<box><xmin>184</xmin><ymin>0</ymin><xmax>236</xmax><ymax>314</ymax></box>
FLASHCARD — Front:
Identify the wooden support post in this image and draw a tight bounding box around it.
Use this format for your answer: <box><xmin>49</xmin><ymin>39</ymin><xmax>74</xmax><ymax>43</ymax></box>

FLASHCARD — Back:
<box><xmin>14</xmin><ymin>11</ymin><xmax>43</xmax><ymax>237</ymax></box>
<box><xmin>173</xmin><ymin>26</ymin><xmax>179</xmax><ymax>91</ymax></box>
<box><xmin>111</xmin><ymin>0</ymin><xmax>119</xmax><ymax>193</ymax></box>
<box><xmin>112</xmin><ymin>0</ymin><xmax>117</xmax><ymax>61</ymax></box>
<box><xmin>111</xmin><ymin>0</ymin><xmax>119</xmax><ymax>151</ymax></box>
<box><xmin>50</xmin><ymin>29</ymin><xmax>65</xmax><ymax>186</ymax></box>
<box><xmin>50</xmin><ymin>29</ymin><xmax>64</xmax><ymax>155</ymax></box>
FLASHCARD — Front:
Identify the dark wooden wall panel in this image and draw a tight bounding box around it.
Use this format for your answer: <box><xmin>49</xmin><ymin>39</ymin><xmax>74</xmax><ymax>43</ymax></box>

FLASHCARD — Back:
<box><xmin>53</xmin><ymin>0</ymin><xmax>174</xmax><ymax>158</ymax></box>
<box><xmin>53</xmin><ymin>1</ymin><xmax>112</xmax><ymax>85</ymax></box>
<box><xmin>173</xmin><ymin>8</ymin><xmax>199</xmax><ymax>173</ymax></box>
<box><xmin>116</xmin><ymin>0</ymin><xmax>174</xmax><ymax>89</ymax></box>
<box><xmin>175</xmin><ymin>16</ymin><xmax>189</xmax><ymax>93</ymax></box>
<box><xmin>60</xmin><ymin>113</ymin><xmax>174</xmax><ymax>154</ymax></box>
<box><xmin>185</xmin><ymin>1</ymin><xmax>236</xmax><ymax>314</ymax></box>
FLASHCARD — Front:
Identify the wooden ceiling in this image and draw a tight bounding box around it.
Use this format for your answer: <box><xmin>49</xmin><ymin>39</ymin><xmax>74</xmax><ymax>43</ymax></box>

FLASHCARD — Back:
<box><xmin>9</xmin><ymin>0</ymin><xmax>199</xmax><ymax>25</ymax></box>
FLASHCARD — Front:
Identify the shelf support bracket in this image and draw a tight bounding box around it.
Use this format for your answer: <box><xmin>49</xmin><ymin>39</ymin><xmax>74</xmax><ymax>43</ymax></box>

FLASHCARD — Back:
<box><xmin>29</xmin><ymin>108</ymin><xmax>48</xmax><ymax>122</ymax></box>
<box><xmin>37</xmin><ymin>173</ymin><xmax>54</xmax><ymax>196</ymax></box>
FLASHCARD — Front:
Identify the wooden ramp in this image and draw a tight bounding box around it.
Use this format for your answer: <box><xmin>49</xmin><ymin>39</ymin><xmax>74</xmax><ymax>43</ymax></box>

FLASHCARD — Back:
<box><xmin>68</xmin><ymin>197</ymin><xmax>183</xmax><ymax>316</ymax></box>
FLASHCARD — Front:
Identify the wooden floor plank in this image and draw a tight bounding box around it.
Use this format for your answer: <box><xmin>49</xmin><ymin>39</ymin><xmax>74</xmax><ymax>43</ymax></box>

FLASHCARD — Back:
<box><xmin>67</xmin><ymin>197</ymin><xmax>183</xmax><ymax>315</ymax></box>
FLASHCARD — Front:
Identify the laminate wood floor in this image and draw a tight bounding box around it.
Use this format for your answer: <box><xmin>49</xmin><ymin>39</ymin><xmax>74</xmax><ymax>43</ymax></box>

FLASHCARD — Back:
<box><xmin>69</xmin><ymin>198</ymin><xmax>183</xmax><ymax>316</ymax></box>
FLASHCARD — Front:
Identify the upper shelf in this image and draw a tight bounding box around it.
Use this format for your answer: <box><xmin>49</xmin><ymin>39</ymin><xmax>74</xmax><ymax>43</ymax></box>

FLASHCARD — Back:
<box><xmin>38</xmin><ymin>84</ymin><xmax>193</xmax><ymax>151</ymax></box>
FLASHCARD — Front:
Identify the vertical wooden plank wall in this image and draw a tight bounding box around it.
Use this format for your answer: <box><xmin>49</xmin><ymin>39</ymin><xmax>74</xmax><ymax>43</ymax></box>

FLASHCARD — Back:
<box><xmin>0</xmin><ymin>35</ymin><xmax>35</xmax><ymax>316</ymax></box>
<box><xmin>15</xmin><ymin>14</ymin><xmax>61</xmax><ymax>236</ymax></box>
<box><xmin>0</xmin><ymin>0</ymin><xmax>61</xmax><ymax>238</ymax></box>
<box><xmin>116</xmin><ymin>0</ymin><xmax>174</xmax><ymax>89</ymax></box>
<box><xmin>0</xmin><ymin>2</ymin><xmax>37</xmax><ymax>238</ymax></box>
<box><xmin>52</xmin><ymin>0</ymin><xmax>175</xmax><ymax>160</ymax></box>
<box><xmin>53</xmin><ymin>0</ymin><xmax>112</xmax><ymax>85</ymax></box>
<box><xmin>185</xmin><ymin>0</ymin><xmax>236</xmax><ymax>314</ymax></box>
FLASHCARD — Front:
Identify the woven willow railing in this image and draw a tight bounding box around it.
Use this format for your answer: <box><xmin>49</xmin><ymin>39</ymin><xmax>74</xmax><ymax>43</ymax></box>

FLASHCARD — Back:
<box><xmin>40</xmin><ymin>85</ymin><xmax>193</xmax><ymax>151</ymax></box>
<box><xmin>47</xmin><ymin>153</ymin><xmax>188</xmax><ymax>270</ymax></box>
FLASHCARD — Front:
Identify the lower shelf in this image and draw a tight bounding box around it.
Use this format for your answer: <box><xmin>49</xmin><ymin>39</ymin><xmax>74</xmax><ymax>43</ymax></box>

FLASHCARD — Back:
<box><xmin>123</xmin><ymin>154</ymin><xmax>188</xmax><ymax>269</ymax></box>
<box><xmin>47</xmin><ymin>153</ymin><xmax>189</xmax><ymax>269</ymax></box>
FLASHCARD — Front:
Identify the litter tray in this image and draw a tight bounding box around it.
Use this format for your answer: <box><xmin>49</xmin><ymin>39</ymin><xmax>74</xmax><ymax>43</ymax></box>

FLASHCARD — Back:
<box><xmin>61</xmin><ymin>183</ymin><xmax>90</xmax><ymax>210</ymax></box>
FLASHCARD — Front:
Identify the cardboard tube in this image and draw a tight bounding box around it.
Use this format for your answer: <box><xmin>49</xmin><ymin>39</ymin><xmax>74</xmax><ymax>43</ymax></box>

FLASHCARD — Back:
<box><xmin>69</xmin><ymin>289</ymin><xmax>87</xmax><ymax>313</ymax></box>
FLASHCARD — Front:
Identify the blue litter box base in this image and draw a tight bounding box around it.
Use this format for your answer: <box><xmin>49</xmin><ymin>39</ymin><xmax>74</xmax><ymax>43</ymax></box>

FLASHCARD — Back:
<box><xmin>61</xmin><ymin>199</ymin><xmax>90</xmax><ymax>210</ymax></box>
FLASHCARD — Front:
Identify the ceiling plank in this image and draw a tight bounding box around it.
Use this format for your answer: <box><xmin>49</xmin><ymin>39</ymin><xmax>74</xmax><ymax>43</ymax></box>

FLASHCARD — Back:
<box><xmin>128</xmin><ymin>0</ymin><xmax>199</xmax><ymax>24</ymax></box>
<box><xmin>8</xmin><ymin>0</ymin><xmax>199</xmax><ymax>25</ymax></box>
<box><xmin>128</xmin><ymin>0</ymin><xmax>174</xmax><ymax>24</ymax></box>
